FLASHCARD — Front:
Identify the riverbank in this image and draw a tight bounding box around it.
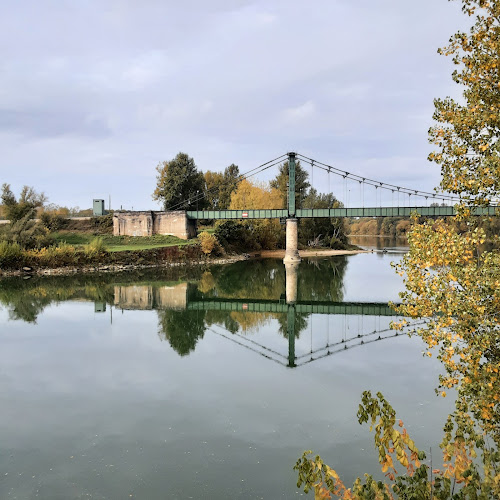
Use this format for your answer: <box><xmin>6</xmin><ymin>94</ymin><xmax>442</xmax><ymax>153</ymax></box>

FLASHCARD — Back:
<box><xmin>0</xmin><ymin>254</ymin><xmax>248</xmax><ymax>277</ymax></box>
<box><xmin>0</xmin><ymin>246</ymin><xmax>369</xmax><ymax>278</ymax></box>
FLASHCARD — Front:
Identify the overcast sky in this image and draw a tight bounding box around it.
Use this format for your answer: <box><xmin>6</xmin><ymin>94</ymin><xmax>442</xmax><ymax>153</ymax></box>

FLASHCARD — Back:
<box><xmin>0</xmin><ymin>0</ymin><xmax>468</xmax><ymax>211</ymax></box>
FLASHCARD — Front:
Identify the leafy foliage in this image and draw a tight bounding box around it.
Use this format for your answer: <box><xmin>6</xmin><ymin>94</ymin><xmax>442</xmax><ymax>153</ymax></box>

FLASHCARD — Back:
<box><xmin>428</xmin><ymin>0</ymin><xmax>500</xmax><ymax>205</ymax></box>
<box><xmin>270</xmin><ymin>160</ymin><xmax>311</xmax><ymax>209</ymax></box>
<box><xmin>2</xmin><ymin>212</ymin><xmax>52</xmax><ymax>249</ymax></box>
<box><xmin>203</xmin><ymin>163</ymin><xmax>241</xmax><ymax>210</ymax></box>
<box><xmin>90</xmin><ymin>213</ymin><xmax>114</xmax><ymax>234</ymax></box>
<box><xmin>0</xmin><ymin>241</ymin><xmax>22</xmax><ymax>267</ymax></box>
<box><xmin>1</xmin><ymin>184</ymin><xmax>47</xmax><ymax>222</ymax></box>
<box><xmin>228</xmin><ymin>179</ymin><xmax>284</xmax><ymax>250</ymax></box>
<box><xmin>83</xmin><ymin>237</ymin><xmax>108</xmax><ymax>258</ymax></box>
<box><xmin>300</xmin><ymin>188</ymin><xmax>348</xmax><ymax>248</ymax></box>
<box><xmin>152</xmin><ymin>152</ymin><xmax>205</xmax><ymax>210</ymax></box>
<box><xmin>40</xmin><ymin>212</ymin><xmax>68</xmax><ymax>231</ymax></box>
<box><xmin>198</xmin><ymin>231</ymin><xmax>222</xmax><ymax>255</ymax></box>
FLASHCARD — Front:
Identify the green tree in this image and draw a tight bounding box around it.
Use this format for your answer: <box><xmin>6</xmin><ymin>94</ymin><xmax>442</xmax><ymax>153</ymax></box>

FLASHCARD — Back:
<box><xmin>152</xmin><ymin>153</ymin><xmax>205</xmax><ymax>210</ymax></box>
<box><xmin>220</xmin><ymin>163</ymin><xmax>241</xmax><ymax>209</ymax></box>
<box><xmin>203</xmin><ymin>164</ymin><xmax>241</xmax><ymax>210</ymax></box>
<box><xmin>270</xmin><ymin>160</ymin><xmax>311</xmax><ymax>209</ymax></box>
<box><xmin>204</xmin><ymin>171</ymin><xmax>224</xmax><ymax>210</ymax></box>
<box><xmin>1</xmin><ymin>184</ymin><xmax>47</xmax><ymax>222</ymax></box>
<box><xmin>299</xmin><ymin>188</ymin><xmax>347</xmax><ymax>249</ymax></box>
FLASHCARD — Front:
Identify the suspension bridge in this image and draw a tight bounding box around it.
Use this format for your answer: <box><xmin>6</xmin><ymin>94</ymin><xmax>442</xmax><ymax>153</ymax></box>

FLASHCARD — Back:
<box><xmin>178</xmin><ymin>152</ymin><xmax>498</xmax><ymax>263</ymax></box>
<box><xmin>114</xmin><ymin>151</ymin><xmax>498</xmax><ymax>259</ymax></box>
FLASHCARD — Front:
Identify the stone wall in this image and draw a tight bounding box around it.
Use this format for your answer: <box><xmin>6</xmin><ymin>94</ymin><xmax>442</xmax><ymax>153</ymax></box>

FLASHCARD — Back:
<box><xmin>153</xmin><ymin>211</ymin><xmax>197</xmax><ymax>240</ymax></box>
<box><xmin>113</xmin><ymin>211</ymin><xmax>196</xmax><ymax>239</ymax></box>
<box><xmin>113</xmin><ymin>211</ymin><xmax>153</xmax><ymax>237</ymax></box>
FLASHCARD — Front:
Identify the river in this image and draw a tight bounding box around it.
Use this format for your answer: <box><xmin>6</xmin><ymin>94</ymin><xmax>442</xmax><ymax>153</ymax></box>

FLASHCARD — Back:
<box><xmin>0</xmin><ymin>244</ymin><xmax>454</xmax><ymax>499</ymax></box>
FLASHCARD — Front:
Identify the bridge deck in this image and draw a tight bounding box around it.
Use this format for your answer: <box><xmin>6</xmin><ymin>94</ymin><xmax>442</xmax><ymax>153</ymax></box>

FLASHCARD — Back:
<box><xmin>186</xmin><ymin>206</ymin><xmax>497</xmax><ymax>220</ymax></box>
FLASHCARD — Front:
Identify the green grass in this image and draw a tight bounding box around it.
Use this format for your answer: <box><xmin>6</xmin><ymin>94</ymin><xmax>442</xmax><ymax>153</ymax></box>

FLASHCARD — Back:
<box><xmin>52</xmin><ymin>232</ymin><xmax>196</xmax><ymax>252</ymax></box>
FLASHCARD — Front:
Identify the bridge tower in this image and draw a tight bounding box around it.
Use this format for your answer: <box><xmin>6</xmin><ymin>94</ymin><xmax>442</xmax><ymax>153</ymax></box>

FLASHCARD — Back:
<box><xmin>283</xmin><ymin>152</ymin><xmax>301</xmax><ymax>265</ymax></box>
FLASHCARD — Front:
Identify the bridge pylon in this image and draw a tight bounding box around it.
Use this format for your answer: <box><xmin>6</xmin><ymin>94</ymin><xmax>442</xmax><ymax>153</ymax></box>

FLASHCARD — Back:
<box><xmin>283</xmin><ymin>152</ymin><xmax>301</xmax><ymax>265</ymax></box>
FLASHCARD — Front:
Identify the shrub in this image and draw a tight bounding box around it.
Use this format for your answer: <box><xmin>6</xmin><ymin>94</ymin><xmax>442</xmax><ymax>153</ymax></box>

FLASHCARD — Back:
<box><xmin>28</xmin><ymin>243</ymin><xmax>79</xmax><ymax>267</ymax></box>
<box><xmin>4</xmin><ymin>214</ymin><xmax>53</xmax><ymax>249</ymax></box>
<box><xmin>198</xmin><ymin>231</ymin><xmax>221</xmax><ymax>255</ymax></box>
<box><xmin>214</xmin><ymin>220</ymin><xmax>249</xmax><ymax>251</ymax></box>
<box><xmin>83</xmin><ymin>237</ymin><xmax>108</xmax><ymax>259</ymax></box>
<box><xmin>40</xmin><ymin>212</ymin><xmax>68</xmax><ymax>231</ymax></box>
<box><xmin>330</xmin><ymin>235</ymin><xmax>343</xmax><ymax>249</ymax></box>
<box><xmin>91</xmin><ymin>213</ymin><xmax>113</xmax><ymax>234</ymax></box>
<box><xmin>0</xmin><ymin>241</ymin><xmax>22</xmax><ymax>267</ymax></box>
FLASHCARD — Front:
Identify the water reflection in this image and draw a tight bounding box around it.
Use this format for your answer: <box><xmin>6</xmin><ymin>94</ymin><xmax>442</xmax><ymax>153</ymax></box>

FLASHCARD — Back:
<box><xmin>349</xmin><ymin>235</ymin><xmax>409</xmax><ymax>252</ymax></box>
<box><xmin>0</xmin><ymin>258</ymin><xmax>402</xmax><ymax>367</ymax></box>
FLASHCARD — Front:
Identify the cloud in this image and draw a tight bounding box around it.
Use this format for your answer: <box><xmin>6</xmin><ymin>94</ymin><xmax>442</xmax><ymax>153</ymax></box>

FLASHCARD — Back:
<box><xmin>0</xmin><ymin>0</ymin><xmax>467</xmax><ymax>209</ymax></box>
<box><xmin>0</xmin><ymin>109</ymin><xmax>111</xmax><ymax>139</ymax></box>
<box><xmin>283</xmin><ymin>100</ymin><xmax>316</xmax><ymax>123</ymax></box>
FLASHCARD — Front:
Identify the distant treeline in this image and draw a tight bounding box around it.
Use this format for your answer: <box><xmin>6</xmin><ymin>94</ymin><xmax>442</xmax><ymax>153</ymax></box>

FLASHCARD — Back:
<box><xmin>0</xmin><ymin>204</ymin><xmax>93</xmax><ymax>220</ymax></box>
<box><xmin>347</xmin><ymin>215</ymin><xmax>500</xmax><ymax>240</ymax></box>
<box><xmin>347</xmin><ymin>217</ymin><xmax>410</xmax><ymax>237</ymax></box>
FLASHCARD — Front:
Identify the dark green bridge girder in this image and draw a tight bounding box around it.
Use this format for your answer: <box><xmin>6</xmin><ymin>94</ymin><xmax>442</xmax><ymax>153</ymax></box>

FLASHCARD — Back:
<box><xmin>186</xmin><ymin>206</ymin><xmax>498</xmax><ymax>220</ymax></box>
<box><xmin>187</xmin><ymin>299</ymin><xmax>399</xmax><ymax>316</ymax></box>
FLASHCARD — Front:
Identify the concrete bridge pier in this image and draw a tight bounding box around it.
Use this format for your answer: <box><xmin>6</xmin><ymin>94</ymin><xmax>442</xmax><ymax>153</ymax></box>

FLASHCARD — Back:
<box><xmin>283</xmin><ymin>218</ymin><xmax>301</xmax><ymax>265</ymax></box>
<box><xmin>285</xmin><ymin>262</ymin><xmax>298</xmax><ymax>304</ymax></box>
<box><xmin>287</xmin><ymin>304</ymin><xmax>296</xmax><ymax>368</ymax></box>
<box><xmin>285</xmin><ymin>260</ymin><xmax>298</xmax><ymax>367</ymax></box>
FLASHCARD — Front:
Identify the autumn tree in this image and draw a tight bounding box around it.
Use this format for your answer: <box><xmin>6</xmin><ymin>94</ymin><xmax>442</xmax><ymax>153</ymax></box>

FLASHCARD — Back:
<box><xmin>203</xmin><ymin>164</ymin><xmax>241</xmax><ymax>210</ymax></box>
<box><xmin>203</xmin><ymin>171</ymin><xmax>224</xmax><ymax>210</ymax></box>
<box><xmin>295</xmin><ymin>1</ymin><xmax>500</xmax><ymax>497</ymax></box>
<box><xmin>228</xmin><ymin>179</ymin><xmax>283</xmax><ymax>249</ymax></box>
<box><xmin>428</xmin><ymin>0</ymin><xmax>500</xmax><ymax>206</ymax></box>
<box><xmin>152</xmin><ymin>153</ymin><xmax>205</xmax><ymax>210</ymax></box>
<box><xmin>1</xmin><ymin>184</ymin><xmax>47</xmax><ymax>222</ymax></box>
<box><xmin>0</xmin><ymin>184</ymin><xmax>50</xmax><ymax>249</ymax></box>
<box><xmin>270</xmin><ymin>160</ymin><xmax>311</xmax><ymax>209</ymax></box>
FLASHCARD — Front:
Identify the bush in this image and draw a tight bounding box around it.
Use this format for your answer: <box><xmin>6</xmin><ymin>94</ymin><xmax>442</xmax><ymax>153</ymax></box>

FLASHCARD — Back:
<box><xmin>83</xmin><ymin>237</ymin><xmax>108</xmax><ymax>259</ymax></box>
<box><xmin>40</xmin><ymin>212</ymin><xmax>68</xmax><ymax>231</ymax></box>
<box><xmin>26</xmin><ymin>243</ymin><xmax>79</xmax><ymax>267</ymax></box>
<box><xmin>91</xmin><ymin>213</ymin><xmax>113</xmax><ymax>234</ymax></box>
<box><xmin>198</xmin><ymin>231</ymin><xmax>221</xmax><ymax>255</ymax></box>
<box><xmin>214</xmin><ymin>220</ymin><xmax>250</xmax><ymax>251</ymax></box>
<box><xmin>4</xmin><ymin>214</ymin><xmax>53</xmax><ymax>249</ymax></box>
<box><xmin>0</xmin><ymin>241</ymin><xmax>22</xmax><ymax>267</ymax></box>
<box><xmin>330</xmin><ymin>235</ymin><xmax>343</xmax><ymax>249</ymax></box>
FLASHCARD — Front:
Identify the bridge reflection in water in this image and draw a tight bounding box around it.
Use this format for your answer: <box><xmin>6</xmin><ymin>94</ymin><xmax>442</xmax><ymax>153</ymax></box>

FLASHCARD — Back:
<box><xmin>111</xmin><ymin>263</ymin><xmax>404</xmax><ymax>368</ymax></box>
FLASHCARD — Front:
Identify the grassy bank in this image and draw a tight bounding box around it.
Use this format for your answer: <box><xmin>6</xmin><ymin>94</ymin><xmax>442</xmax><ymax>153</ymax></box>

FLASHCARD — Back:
<box><xmin>51</xmin><ymin>232</ymin><xmax>195</xmax><ymax>252</ymax></box>
<box><xmin>0</xmin><ymin>240</ymin><xmax>206</xmax><ymax>273</ymax></box>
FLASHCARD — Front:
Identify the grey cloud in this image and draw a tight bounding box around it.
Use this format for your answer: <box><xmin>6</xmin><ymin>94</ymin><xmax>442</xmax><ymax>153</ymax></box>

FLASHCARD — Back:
<box><xmin>0</xmin><ymin>109</ymin><xmax>111</xmax><ymax>139</ymax></box>
<box><xmin>0</xmin><ymin>0</ymin><xmax>467</xmax><ymax>209</ymax></box>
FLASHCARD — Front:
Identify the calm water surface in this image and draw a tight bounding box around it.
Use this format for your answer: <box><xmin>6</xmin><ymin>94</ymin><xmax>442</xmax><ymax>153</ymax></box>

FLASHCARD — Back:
<box><xmin>0</xmin><ymin>252</ymin><xmax>453</xmax><ymax>499</ymax></box>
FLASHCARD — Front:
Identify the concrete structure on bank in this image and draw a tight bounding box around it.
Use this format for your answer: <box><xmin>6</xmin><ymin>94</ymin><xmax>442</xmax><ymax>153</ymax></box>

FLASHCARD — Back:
<box><xmin>113</xmin><ymin>211</ymin><xmax>196</xmax><ymax>240</ymax></box>
<box><xmin>114</xmin><ymin>283</ymin><xmax>188</xmax><ymax>310</ymax></box>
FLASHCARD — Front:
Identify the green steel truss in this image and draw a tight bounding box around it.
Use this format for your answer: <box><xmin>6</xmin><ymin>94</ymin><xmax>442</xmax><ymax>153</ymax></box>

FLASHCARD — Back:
<box><xmin>187</xmin><ymin>299</ymin><xmax>398</xmax><ymax>316</ymax></box>
<box><xmin>186</xmin><ymin>206</ymin><xmax>497</xmax><ymax>220</ymax></box>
